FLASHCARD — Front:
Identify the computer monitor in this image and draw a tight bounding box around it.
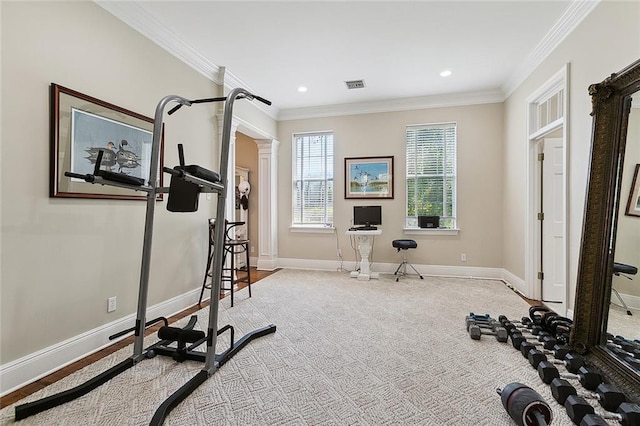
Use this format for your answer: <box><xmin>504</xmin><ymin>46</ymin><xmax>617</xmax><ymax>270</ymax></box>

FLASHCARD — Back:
<box><xmin>353</xmin><ymin>205</ymin><xmax>382</xmax><ymax>227</ymax></box>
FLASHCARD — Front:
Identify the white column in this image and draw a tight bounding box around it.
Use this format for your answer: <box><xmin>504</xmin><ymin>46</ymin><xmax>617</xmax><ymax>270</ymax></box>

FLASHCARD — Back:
<box><xmin>216</xmin><ymin>115</ymin><xmax>239</xmax><ymax>228</ymax></box>
<box><xmin>255</xmin><ymin>139</ymin><xmax>279</xmax><ymax>270</ymax></box>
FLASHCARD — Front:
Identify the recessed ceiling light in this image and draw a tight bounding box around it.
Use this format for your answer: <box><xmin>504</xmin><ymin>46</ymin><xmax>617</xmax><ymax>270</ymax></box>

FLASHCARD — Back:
<box><xmin>298</xmin><ymin>86</ymin><xmax>308</xmax><ymax>92</ymax></box>
<box><xmin>440</xmin><ymin>70</ymin><xmax>452</xmax><ymax>77</ymax></box>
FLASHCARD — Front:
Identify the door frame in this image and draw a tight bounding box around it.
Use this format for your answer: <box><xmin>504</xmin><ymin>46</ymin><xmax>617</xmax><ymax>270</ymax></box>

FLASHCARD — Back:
<box><xmin>525</xmin><ymin>64</ymin><xmax>570</xmax><ymax>314</ymax></box>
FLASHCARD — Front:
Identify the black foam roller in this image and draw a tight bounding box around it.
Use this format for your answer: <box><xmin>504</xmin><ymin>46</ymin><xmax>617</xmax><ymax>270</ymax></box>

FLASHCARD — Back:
<box><xmin>499</xmin><ymin>382</ymin><xmax>553</xmax><ymax>426</ymax></box>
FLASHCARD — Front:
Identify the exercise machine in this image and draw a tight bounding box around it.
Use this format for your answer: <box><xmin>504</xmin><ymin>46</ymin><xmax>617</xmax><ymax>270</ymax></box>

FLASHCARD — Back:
<box><xmin>15</xmin><ymin>88</ymin><xmax>275</xmax><ymax>425</ymax></box>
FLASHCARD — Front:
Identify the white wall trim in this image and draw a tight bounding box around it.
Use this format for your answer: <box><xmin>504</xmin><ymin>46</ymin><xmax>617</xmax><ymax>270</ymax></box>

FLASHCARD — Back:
<box><xmin>95</xmin><ymin>1</ymin><xmax>275</xmax><ymax>120</ymax></box>
<box><xmin>502</xmin><ymin>268</ymin><xmax>527</xmax><ymax>296</ymax></box>
<box><xmin>524</xmin><ymin>64</ymin><xmax>570</xmax><ymax>311</ymax></box>
<box><xmin>278</xmin><ymin>90</ymin><xmax>504</xmax><ymax>121</ymax></box>
<box><xmin>0</xmin><ymin>287</ymin><xmax>202</xmax><ymax>397</ymax></box>
<box><xmin>502</xmin><ymin>0</ymin><xmax>599</xmax><ymax>97</ymax></box>
<box><xmin>278</xmin><ymin>257</ymin><xmax>512</xmax><ymax>282</ymax></box>
<box><xmin>612</xmin><ymin>291</ymin><xmax>640</xmax><ymax>312</ymax></box>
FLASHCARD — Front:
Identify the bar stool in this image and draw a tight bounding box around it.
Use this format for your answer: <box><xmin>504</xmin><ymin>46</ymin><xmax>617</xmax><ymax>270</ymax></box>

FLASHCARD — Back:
<box><xmin>613</xmin><ymin>262</ymin><xmax>637</xmax><ymax>316</ymax></box>
<box><xmin>199</xmin><ymin>219</ymin><xmax>251</xmax><ymax>307</ymax></box>
<box><xmin>392</xmin><ymin>239</ymin><xmax>424</xmax><ymax>282</ymax></box>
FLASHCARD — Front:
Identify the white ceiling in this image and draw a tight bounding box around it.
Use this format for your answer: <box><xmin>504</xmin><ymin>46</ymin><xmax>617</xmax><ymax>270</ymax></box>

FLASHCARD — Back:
<box><xmin>97</xmin><ymin>1</ymin><xmax>598</xmax><ymax>120</ymax></box>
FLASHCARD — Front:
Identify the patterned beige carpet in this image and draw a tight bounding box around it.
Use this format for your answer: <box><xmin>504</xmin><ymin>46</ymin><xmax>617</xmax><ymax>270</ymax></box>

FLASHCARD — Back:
<box><xmin>1</xmin><ymin>269</ymin><xmax>578</xmax><ymax>425</ymax></box>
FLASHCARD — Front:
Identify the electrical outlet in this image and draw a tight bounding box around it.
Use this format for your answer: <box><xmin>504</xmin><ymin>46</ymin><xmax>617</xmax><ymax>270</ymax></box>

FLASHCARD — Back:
<box><xmin>461</xmin><ymin>253</ymin><xmax>467</xmax><ymax>262</ymax></box>
<box><xmin>107</xmin><ymin>296</ymin><xmax>117</xmax><ymax>313</ymax></box>
<box><xmin>251</xmin><ymin>246</ymin><xmax>255</xmax><ymax>253</ymax></box>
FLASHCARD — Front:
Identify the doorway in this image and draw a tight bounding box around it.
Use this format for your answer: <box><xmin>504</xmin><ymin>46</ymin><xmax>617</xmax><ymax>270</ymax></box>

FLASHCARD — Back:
<box><xmin>525</xmin><ymin>64</ymin><xmax>569</xmax><ymax>315</ymax></box>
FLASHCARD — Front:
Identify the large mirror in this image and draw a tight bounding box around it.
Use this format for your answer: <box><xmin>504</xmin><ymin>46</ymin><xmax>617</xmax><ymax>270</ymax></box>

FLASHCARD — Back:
<box><xmin>571</xmin><ymin>58</ymin><xmax>640</xmax><ymax>403</ymax></box>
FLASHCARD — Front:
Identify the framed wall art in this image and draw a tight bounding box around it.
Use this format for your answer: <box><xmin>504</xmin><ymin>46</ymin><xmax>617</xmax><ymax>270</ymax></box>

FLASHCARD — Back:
<box><xmin>50</xmin><ymin>83</ymin><xmax>163</xmax><ymax>200</ymax></box>
<box><xmin>625</xmin><ymin>164</ymin><xmax>640</xmax><ymax>217</ymax></box>
<box><xmin>344</xmin><ymin>156</ymin><xmax>394</xmax><ymax>199</ymax></box>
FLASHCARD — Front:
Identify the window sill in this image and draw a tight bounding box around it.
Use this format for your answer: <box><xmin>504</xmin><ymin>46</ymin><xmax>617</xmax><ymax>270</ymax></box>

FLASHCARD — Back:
<box><xmin>290</xmin><ymin>226</ymin><xmax>336</xmax><ymax>234</ymax></box>
<box><xmin>403</xmin><ymin>228</ymin><xmax>460</xmax><ymax>236</ymax></box>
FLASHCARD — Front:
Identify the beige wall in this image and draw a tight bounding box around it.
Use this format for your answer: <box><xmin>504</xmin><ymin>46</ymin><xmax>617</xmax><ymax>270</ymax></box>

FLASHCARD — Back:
<box><xmin>235</xmin><ymin>132</ymin><xmax>260</xmax><ymax>255</ymax></box>
<box><xmin>502</xmin><ymin>0</ymin><xmax>640</xmax><ymax>312</ymax></box>
<box><xmin>0</xmin><ymin>1</ymin><xmax>222</xmax><ymax>364</ymax></box>
<box><xmin>277</xmin><ymin>103</ymin><xmax>504</xmax><ymax>267</ymax></box>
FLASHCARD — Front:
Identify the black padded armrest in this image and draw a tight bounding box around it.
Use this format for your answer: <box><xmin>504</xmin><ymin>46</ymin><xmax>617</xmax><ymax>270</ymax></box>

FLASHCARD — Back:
<box><xmin>174</xmin><ymin>165</ymin><xmax>220</xmax><ymax>184</ymax></box>
<box><xmin>96</xmin><ymin>170</ymin><xmax>145</xmax><ymax>186</ymax></box>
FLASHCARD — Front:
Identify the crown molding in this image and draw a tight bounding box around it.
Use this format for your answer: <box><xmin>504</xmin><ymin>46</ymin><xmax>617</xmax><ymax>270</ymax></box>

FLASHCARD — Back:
<box><xmin>97</xmin><ymin>0</ymin><xmax>598</xmax><ymax>122</ymax></box>
<box><xmin>94</xmin><ymin>1</ymin><xmax>276</xmax><ymax>120</ymax></box>
<box><xmin>277</xmin><ymin>89</ymin><xmax>505</xmax><ymax>121</ymax></box>
<box><xmin>95</xmin><ymin>1</ymin><xmax>222</xmax><ymax>84</ymax></box>
<box><xmin>502</xmin><ymin>0</ymin><xmax>600</xmax><ymax>98</ymax></box>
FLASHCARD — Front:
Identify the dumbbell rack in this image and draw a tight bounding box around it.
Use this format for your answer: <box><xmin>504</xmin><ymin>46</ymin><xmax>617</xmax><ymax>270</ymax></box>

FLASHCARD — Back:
<box><xmin>501</xmin><ymin>311</ymin><xmax>640</xmax><ymax>425</ymax></box>
<box><xmin>15</xmin><ymin>88</ymin><xmax>276</xmax><ymax>425</ymax></box>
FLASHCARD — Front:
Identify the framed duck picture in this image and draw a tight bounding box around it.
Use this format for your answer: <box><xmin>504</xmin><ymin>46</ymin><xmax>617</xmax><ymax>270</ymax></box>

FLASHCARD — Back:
<box><xmin>49</xmin><ymin>83</ymin><xmax>164</xmax><ymax>200</ymax></box>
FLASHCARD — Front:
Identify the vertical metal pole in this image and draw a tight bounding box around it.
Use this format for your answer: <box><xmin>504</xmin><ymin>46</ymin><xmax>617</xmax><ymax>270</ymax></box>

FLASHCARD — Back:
<box><xmin>204</xmin><ymin>88</ymin><xmax>251</xmax><ymax>371</ymax></box>
<box><xmin>132</xmin><ymin>95</ymin><xmax>191</xmax><ymax>359</ymax></box>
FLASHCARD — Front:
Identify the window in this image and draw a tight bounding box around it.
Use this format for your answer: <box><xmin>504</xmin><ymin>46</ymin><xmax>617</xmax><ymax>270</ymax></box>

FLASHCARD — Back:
<box><xmin>292</xmin><ymin>131</ymin><xmax>334</xmax><ymax>226</ymax></box>
<box><xmin>406</xmin><ymin>123</ymin><xmax>457</xmax><ymax>228</ymax></box>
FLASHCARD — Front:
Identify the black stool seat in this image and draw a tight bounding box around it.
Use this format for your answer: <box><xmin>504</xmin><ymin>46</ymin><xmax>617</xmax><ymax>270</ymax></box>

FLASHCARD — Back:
<box><xmin>393</xmin><ymin>239</ymin><xmax>418</xmax><ymax>250</ymax></box>
<box><xmin>613</xmin><ymin>262</ymin><xmax>638</xmax><ymax>275</ymax></box>
<box><xmin>392</xmin><ymin>239</ymin><xmax>423</xmax><ymax>282</ymax></box>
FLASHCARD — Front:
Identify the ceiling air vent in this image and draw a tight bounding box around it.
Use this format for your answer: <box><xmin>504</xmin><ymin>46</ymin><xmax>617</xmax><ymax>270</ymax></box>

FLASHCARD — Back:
<box><xmin>345</xmin><ymin>79</ymin><xmax>366</xmax><ymax>90</ymax></box>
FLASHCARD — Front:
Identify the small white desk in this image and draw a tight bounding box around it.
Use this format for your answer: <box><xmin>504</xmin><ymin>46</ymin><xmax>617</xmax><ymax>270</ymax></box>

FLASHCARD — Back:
<box><xmin>346</xmin><ymin>229</ymin><xmax>382</xmax><ymax>281</ymax></box>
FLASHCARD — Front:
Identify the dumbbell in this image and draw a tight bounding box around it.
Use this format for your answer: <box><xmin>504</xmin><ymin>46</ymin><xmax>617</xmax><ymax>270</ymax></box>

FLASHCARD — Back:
<box><xmin>537</xmin><ymin>362</ymin><xmax>602</xmax><ymax>391</ymax></box>
<box><xmin>607</xmin><ymin>342</ymin><xmax>640</xmax><ymax>359</ymax></box>
<box><xmin>580</xmin><ymin>407</ymin><xmax>640</xmax><ymax>425</ymax></box>
<box><xmin>550</xmin><ymin>379</ymin><xmax>626</xmax><ymax>412</ymax></box>
<box><xmin>498</xmin><ymin>315</ymin><xmax>533</xmax><ymax>327</ymax></box>
<box><xmin>510</xmin><ymin>331</ymin><xmax>556</xmax><ymax>352</ymax></box>
<box><xmin>465</xmin><ymin>314</ymin><xmax>499</xmax><ymax>330</ymax></box>
<box><xmin>468</xmin><ymin>312</ymin><xmax>491</xmax><ymax>320</ymax></box>
<box><xmin>564</xmin><ymin>396</ymin><xmax>640</xmax><ymax>425</ymax></box>
<box><xmin>622</xmin><ymin>356</ymin><xmax>640</xmax><ymax>372</ymax></box>
<box><xmin>519</xmin><ymin>341</ymin><xmax>572</xmax><ymax>361</ymax></box>
<box><xmin>468</xmin><ymin>323</ymin><xmax>508</xmax><ymax>342</ymax></box>
<box><xmin>503</xmin><ymin>320</ymin><xmax>545</xmax><ymax>336</ymax></box>
<box><xmin>527</xmin><ymin>349</ymin><xmax>585</xmax><ymax>373</ymax></box>
<box><xmin>497</xmin><ymin>382</ymin><xmax>553</xmax><ymax>426</ymax></box>
<box><xmin>610</xmin><ymin>336</ymin><xmax>640</xmax><ymax>352</ymax></box>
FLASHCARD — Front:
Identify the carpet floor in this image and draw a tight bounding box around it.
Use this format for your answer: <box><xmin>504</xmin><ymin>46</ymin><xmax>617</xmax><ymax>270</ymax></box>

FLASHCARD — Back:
<box><xmin>1</xmin><ymin>269</ymin><xmax>579</xmax><ymax>425</ymax></box>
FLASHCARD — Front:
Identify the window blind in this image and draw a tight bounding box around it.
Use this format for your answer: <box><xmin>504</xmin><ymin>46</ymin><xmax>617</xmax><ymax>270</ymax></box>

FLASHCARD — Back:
<box><xmin>293</xmin><ymin>132</ymin><xmax>334</xmax><ymax>226</ymax></box>
<box><xmin>406</xmin><ymin>123</ymin><xmax>457</xmax><ymax>228</ymax></box>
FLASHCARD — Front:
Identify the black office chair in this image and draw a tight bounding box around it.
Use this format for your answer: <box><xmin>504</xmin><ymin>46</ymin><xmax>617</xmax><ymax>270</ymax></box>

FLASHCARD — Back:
<box><xmin>199</xmin><ymin>218</ymin><xmax>251</xmax><ymax>307</ymax></box>
<box><xmin>392</xmin><ymin>239</ymin><xmax>424</xmax><ymax>282</ymax></box>
<box><xmin>612</xmin><ymin>262</ymin><xmax>637</xmax><ymax>316</ymax></box>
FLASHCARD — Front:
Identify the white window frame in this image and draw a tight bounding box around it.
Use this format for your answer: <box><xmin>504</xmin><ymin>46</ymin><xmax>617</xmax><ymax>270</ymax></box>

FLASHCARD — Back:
<box><xmin>291</xmin><ymin>131</ymin><xmax>334</xmax><ymax>230</ymax></box>
<box><xmin>405</xmin><ymin>122</ymin><xmax>457</xmax><ymax>231</ymax></box>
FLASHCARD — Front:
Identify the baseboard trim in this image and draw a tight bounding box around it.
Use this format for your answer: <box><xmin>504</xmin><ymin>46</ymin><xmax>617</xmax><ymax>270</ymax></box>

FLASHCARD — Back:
<box><xmin>277</xmin><ymin>257</ymin><xmax>506</xmax><ymax>281</ymax></box>
<box><xmin>0</xmin><ymin>287</ymin><xmax>201</xmax><ymax>397</ymax></box>
<box><xmin>611</xmin><ymin>291</ymin><xmax>640</xmax><ymax>312</ymax></box>
<box><xmin>501</xmin><ymin>269</ymin><xmax>527</xmax><ymax>295</ymax></box>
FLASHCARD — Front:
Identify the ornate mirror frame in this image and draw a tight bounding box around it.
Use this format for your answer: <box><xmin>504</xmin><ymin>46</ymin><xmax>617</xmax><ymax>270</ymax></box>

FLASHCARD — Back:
<box><xmin>571</xmin><ymin>58</ymin><xmax>640</xmax><ymax>403</ymax></box>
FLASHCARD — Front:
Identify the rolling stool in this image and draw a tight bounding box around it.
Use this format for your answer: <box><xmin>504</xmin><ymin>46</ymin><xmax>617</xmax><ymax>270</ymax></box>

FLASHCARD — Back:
<box><xmin>392</xmin><ymin>239</ymin><xmax>424</xmax><ymax>282</ymax></box>
<box><xmin>199</xmin><ymin>219</ymin><xmax>251</xmax><ymax>307</ymax></box>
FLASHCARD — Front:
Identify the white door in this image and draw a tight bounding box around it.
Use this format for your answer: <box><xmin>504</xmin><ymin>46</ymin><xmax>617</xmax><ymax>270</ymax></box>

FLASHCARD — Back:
<box><xmin>541</xmin><ymin>138</ymin><xmax>565</xmax><ymax>310</ymax></box>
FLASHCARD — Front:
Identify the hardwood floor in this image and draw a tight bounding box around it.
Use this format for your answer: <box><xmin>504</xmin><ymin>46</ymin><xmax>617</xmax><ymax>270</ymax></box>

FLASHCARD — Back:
<box><xmin>0</xmin><ymin>268</ymin><xmax>278</xmax><ymax>409</ymax></box>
